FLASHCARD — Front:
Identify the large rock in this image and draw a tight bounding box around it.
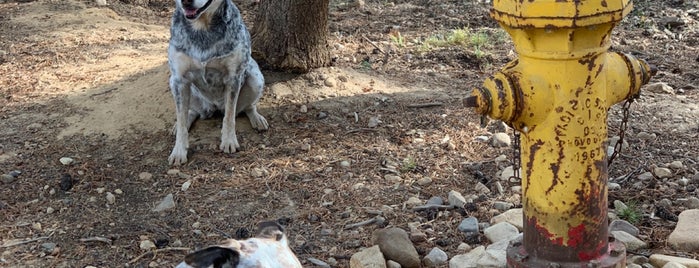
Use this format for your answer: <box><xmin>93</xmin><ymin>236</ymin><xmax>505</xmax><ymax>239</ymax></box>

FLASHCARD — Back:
<box><xmin>448</xmin><ymin>190</ymin><xmax>467</xmax><ymax>208</ymax></box>
<box><xmin>483</xmin><ymin>222</ymin><xmax>519</xmax><ymax>243</ymax></box>
<box><xmin>373</xmin><ymin>228</ymin><xmax>420</xmax><ymax>268</ymax></box>
<box><xmin>350</xmin><ymin>245</ymin><xmax>386</xmax><ymax>268</ymax></box>
<box><xmin>458</xmin><ymin>217</ymin><xmax>480</xmax><ymax>234</ymax></box>
<box><xmin>668</xmin><ymin>209</ymin><xmax>699</xmax><ymax>252</ymax></box>
<box><xmin>490</xmin><ymin>208</ymin><xmax>523</xmax><ymax>231</ymax></box>
<box><xmin>611</xmin><ymin>231</ymin><xmax>647</xmax><ymax>251</ymax></box>
<box><xmin>649</xmin><ymin>254</ymin><xmax>699</xmax><ymax>268</ymax></box>
<box><xmin>422</xmin><ymin>247</ymin><xmax>448</xmax><ymax>267</ymax></box>
<box><xmin>449</xmin><ymin>246</ymin><xmax>486</xmax><ymax>268</ymax></box>
<box><xmin>609</xmin><ymin>219</ymin><xmax>639</xmax><ymax>237</ymax></box>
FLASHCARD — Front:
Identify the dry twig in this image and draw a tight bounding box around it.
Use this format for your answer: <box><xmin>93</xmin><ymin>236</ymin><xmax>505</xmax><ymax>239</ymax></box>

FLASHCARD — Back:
<box><xmin>0</xmin><ymin>236</ymin><xmax>49</xmax><ymax>248</ymax></box>
<box><xmin>406</xmin><ymin>102</ymin><xmax>444</xmax><ymax>108</ymax></box>
<box><xmin>79</xmin><ymin>236</ymin><xmax>113</xmax><ymax>245</ymax></box>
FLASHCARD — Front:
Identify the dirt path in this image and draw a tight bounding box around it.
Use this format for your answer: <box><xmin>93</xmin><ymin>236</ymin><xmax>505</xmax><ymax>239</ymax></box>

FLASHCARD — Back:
<box><xmin>0</xmin><ymin>0</ymin><xmax>697</xmax><ymax>267</ymax></box>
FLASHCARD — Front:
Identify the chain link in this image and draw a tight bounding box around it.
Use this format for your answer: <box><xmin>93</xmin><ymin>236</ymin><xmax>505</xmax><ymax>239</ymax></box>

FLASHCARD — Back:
<box><xmin>608</xmin><ymin>95</ymin><xmax>638</xmax><ymax>167</ymax></box>
<box><xmin>509</xmin><ymin>131</ymin><xmax>521</xmax><ymax>183</ymax></box>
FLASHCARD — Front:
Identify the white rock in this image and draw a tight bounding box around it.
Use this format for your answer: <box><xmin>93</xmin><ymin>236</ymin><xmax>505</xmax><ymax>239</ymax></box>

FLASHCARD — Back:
<box><xmin>654</xmin><ymin>167</ymin><xmax>673</xmax><ymax>179</ymax></box>
<box><xmin>181</xmin><ymin>180</ymin><xmax>192</xmax><ymax>191</ymax></box>
<box><xmin>479</xmin><ymin>244</ymin><xmax>507</xmax><ymax>268</ymax></box>
<box><xmin>139</xmin><ymin>240</ymin><xmax>156</xmax><ymax>251</ymax></box>
<box><xmin>457</xmin><ymin>243</ymin><xmax>472</xmax><ymax>252</ymax></box>
<box><xmin>491</xmin><ymin>208</ymin><xmax>523</xmax><ymax>231</ymax></box>
<box><xmin>106</xmin><ymin>192</ymin><xmax>116</xmax><ymax>204</ymax></box>
<box><xmin>483</xmin><ymin>222</ymin><xmax>519</xmax><ymax>243</ymax></box>
<box><xmin>499</xmin><ymin>166</ymin><xmax>514</xmax><ymax>181</ymax></box>
<box><xmin>649</xmin><ymin>254</ymin><xmax>699</xmax><ymax>268</ymax></box>
<box><xmin>474</xmin><ymin>182</ymin><xmax>490</xmax><ymax>194</ymax></box>
<box><xmin>613</xmin><ymin>200</ymin><xmax>628</xmax><ymax>212</ymax></box>
<box><xmin>95</xmin><ymin>0</ymin><xmax>107</xmax><ymax>6</ymax></box>
<box><xmin>368</xmin><ymin>116</ymin><xmax>381</xmax><ymax>128</ymax></box>
<box><xmin>405</xmin><ymin>196</ymin><xmax>422</xmax><ymax>207</ymax></box>
<box><xmin>645</xmin><ymin>82</ymin><xmax>674</xmax><ymax>94</ymax></box>
<box><xmin>662</xmin><ymin>262</ymin><xmax>688</xmax><ymax>268</ymax></box>
<box><xmin>46</xmin><ymin>207</ymin><xmax>55</xmax><ymax>214</ymax></box>
<box><xmin>636</xmin><ymin>131</ymin><xmax>656</xmax><ymax>141</ymax></box>
<box><xmin>449</xmin><ymin>246</ymin><xmax>485</xmax><ymax>268</ymax></box>
<box><xmin>422</xmin><ymin>247</ymin><xmax>448</xmax><ymax>267</ymax></box>
<box><xmin>668</xmin><ymin>161</ymin><xmax>684</xmax><ymax>170</ymax></box>
<box><xmin>611</xmin><ymin>230</ymin><xmax>647</xmax><ymax>251</ymax></box>
<box><xmin>493</xmin><ymin>201</ymin><xmax>513</xmax><ymax>211</ymax></box>
<box><xmin>114</xmin><ymin>189</ymin><xmax>123</xmax><ymax>195</ymax></box>
<box><xmin>668</xmin><ymin>209</ymin><xmax>699</xmax><ymax>252</ymax></box>
<box><xmin>608</xmin><ymin>182</ymin><xmax>621</xmax><ymax>191</ymax></box>
<box><xmin>59</xmin><ymin>157</ymin><xmax>74</xmax><ymax>166</ymax></box>
<box><xmin>340</xmin><ymin>160</ymin><xmax>351</xmax><ymax>168</ymax></box>
<box><xmin>491</xmin><ymin>133</ymin><xmax>511</xmax><ymax>147</ymax></box>
<box><xmin>139</xmin><ymin>172</ymin><xmax>153</xmax><ymax>180</ymax></box>
<box><xmin>637</xmin><ymin>172</ymin><xmax>654</xmax><ymax>180</ymax></box>
<box><xmin>385</xmin><ymin>175</ymin><xmax>403</xmax><ymax>183</ymax></box>
<box><xmin>448</xmin><ymin>190</ymin><xmax>467</xmax><ymax>208</ymax></box>
<box><xmin>152</xmin><ymin>193</ymin><xmax>175</xmax><ymax>212</ymax></box>
<box><xmin>350</xmin><ymin>245</ymin><xmax>386</xmax><ymax>268</ymax></box>
<box><xmin>416</xmin><ymin>177</ymin><xmax>432</xmax><ymax>186</ymax></box>
<box><xmin>386</xmin><ymin>260</ymin><xmax>401</xmax><ymax>268</ymax></box>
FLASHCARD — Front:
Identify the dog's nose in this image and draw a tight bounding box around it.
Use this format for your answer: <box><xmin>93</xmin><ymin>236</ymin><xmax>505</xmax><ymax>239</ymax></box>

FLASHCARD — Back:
<box><xmin>182</xmin><ymin>0</ymin><xmax>192</xmax><ymax>6</ymax></box>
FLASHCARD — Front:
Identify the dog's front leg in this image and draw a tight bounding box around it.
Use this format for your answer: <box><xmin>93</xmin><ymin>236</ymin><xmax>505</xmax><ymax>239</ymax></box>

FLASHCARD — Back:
<box><xmin>169</xmin><ymin>76</ymin><xmax>192</xmax><ymax>165</ymax></box>
<box><xmin>220</xmin><ymin>71</ymin><xmax>245</xmax><ymax>153</ymax></box>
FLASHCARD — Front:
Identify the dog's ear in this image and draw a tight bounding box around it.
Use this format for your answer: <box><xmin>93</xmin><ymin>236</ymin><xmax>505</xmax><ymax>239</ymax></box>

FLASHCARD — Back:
<box><xmin>184</xmin><ymin>246</ymin><xmax>239</xmax><ymax>268</ymax></box>
<box><xmin>257</xmin><ymin>221</ymin><xmax>284</xmax><ymax>241</ymax></box>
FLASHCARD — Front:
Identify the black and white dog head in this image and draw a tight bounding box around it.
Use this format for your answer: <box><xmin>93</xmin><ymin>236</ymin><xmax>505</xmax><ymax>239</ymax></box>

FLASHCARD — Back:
<box><xmin>175</xmin><ymin>0</ymin><xmax>223</xmax><ymax>20</ymax></box>
<box><xmin>175</xmin><ymin>222</ymin><xmax>302</xmax><ymax>268</ymax></box>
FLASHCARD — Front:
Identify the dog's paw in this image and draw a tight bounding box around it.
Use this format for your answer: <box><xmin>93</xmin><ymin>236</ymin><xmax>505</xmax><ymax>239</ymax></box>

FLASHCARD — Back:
<box><xmin>170</xmin><ymin>124</ymin><xmax>178</xmax><ymax>136</ymax></box>
<box><xmin>168</xmin><ymin>148</ymin><xmax>188</xmax><ymax>165</ymax></box>
<box><xmin>249</xmin><ymin>114</ymin><xmax>269</xmax><ymax>131</ymax></box>
<box><xmin>220</xmin><ymin>136</ymin><xmax>240</xmax><ymax>153</ymax></box>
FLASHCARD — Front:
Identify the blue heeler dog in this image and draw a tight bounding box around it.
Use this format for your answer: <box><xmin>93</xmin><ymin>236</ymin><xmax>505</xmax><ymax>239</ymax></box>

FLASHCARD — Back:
<box><xmin>167</xmin><ymin>0</ymin><xmax>268</xmax><ymax>165</ymax></box>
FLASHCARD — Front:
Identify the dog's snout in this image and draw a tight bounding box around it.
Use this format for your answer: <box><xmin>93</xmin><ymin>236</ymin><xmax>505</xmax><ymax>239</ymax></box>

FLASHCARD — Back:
<box><xmin>181</xmin><ymin>0</ymin><xmax>193</xmax><ymax>6</ymax></box>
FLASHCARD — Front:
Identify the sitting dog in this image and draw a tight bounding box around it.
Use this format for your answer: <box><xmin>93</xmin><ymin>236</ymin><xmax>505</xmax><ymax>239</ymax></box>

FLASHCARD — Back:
<box><xmin>167</xmin><ymin>0</ymin><xmax>268</xmax><ymax>165</ymax></box>
<box><xmin>175</xmin><ymin>221</ymin><xmax>302</xmax><ymax>268</ymax></box>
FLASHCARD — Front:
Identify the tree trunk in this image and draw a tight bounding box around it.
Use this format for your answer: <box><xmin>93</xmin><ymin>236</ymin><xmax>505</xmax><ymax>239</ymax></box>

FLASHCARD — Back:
<box><xmin>251</xmin><ymin>0</ymin><xmax>330</xmax><ymax>73</ymax></box>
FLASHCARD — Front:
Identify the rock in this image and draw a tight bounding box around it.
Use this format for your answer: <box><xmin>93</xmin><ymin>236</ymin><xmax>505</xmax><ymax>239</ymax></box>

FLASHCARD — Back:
<box><xmin>649</xmin><ymin>254</ymin><xmax>699</xmax><ymax>268</ymax></box>
<box><xmin>636</xmin><ymin>131</ymin><xmax>657</xmax><ymax>141</ymax></box>
<box><xmin>349</xmin><ymin>245</ymin><xmax>386</xmax><ymax>268</ymax></box>
<box><xmin>426</xmin><ymin>196</ymin><xmax>443</xmax><ymax>206</ymax></box>
<box><xmin>181</xmin><ymin>180</ymin><xmax>192</xmax><ymax>191</ymax></box>
<box><xmin>46</xmin><ymin>207</ymin><xmax>55</xmax><ymax>214</ymax></box>
<box><xmin>368</xmin><ymin>116</ymin><xmax>382</xmax><ymax>128</ymax></box>
<box><xmin>317</xmin><ymin>111</ymin><xmax>328</xmax><ymax>120</ymax></box>
<box><xmin>654</xmin><ymin>167</ymin><xmax>673</xmax><ymax>179</ymax></box>
<box><xmin>307</xmin><ymin>257</ymin><xmax>331</xmax><ymax>268</ymax></box>
<box><xmin>458</xmin><ymin>217</ymin><xmax>479</xmax><ymax>234</ymax></box>
<box><xmin>41</xmin><ymin>242</ymin><xmax>57</xmax><ymax>253</ymax></box>
<box><xmin>663</xmin><ymin>262</ymin><xmax>688</xmax><ymax>268</ymax></box>
<box><xmin>668</xmin><ymin>209</ymin><xmax>699</xmax><ymax>252</ymax></box>
<box><xmin>373</xmin><ymin>228</ymin><xmax>420</xmax><ymax>268</ymax></box>
<box><xmin>668</xmin><ymin>161</ymin><xmax>684</xmax><ymax>170</ymax></box>
<box><xmin>152</xmin><ymin>193</ymin><xmax>175</xmax><ymax>212</ymax></box>
<box><xmin>385</xmin><ymin>175</ymin><xmax>402</xmax><ymax>183</ymax></box>
<box><xmin>613</xmin><ymin>200</ymin><xmax>628</xmax><ymax>212</ymax></box>
<box><xmin>682</xmin><ymin>197</ymin><xmax>699</xmax><ymax>209</ymax></box>
<box><xmin>105</xmin><ymin>192</ymin><xmax>116</xmax><ymax>204</ymax></box>
<box><xmin>59</xmin><ymin>157</ymin><xmax>74</xmax><ymax>166</ymax></box>
<box><xmin>474</xmin><ymin>182</ymin><xmax>490</xmax><ymax>194</ymax></box>
<box><xmin>299</xmin><ymin>105</ymin><xmax>308</xmax><ymax>113</ymax></box>
<box><xmin>608</xmin><ymin>182</ymin><xmax>621</xmax><ymax>191</ymax></box>
<box><xmin>609</xmin><ymin>219</ymin><xmax>640</xmax><ymax>237</ymax></box>
<box><xmin>658</xmin><ymin>198</ymin><xmax>673</xmax><ymax>208</ymax></box>
<box><xmin>405</xmin><ymin>196</ymin><xmax>422</xmax><ymax>207</ymax></box>
<box><xmin>628</xmin><ymin>264</ymin><xmax>643</xmax><ymax>268</ymax></box>
<box><xmin>448</xmin><ymin>190</ymin><xmax>467</xmax><ymax>208</ymax></box>
<box><xmin>645</xmin><ymin>82</ymin><xmax>674</xmax><ymax>94</ymax></box>
<box><xmin>95</xmin><ymin>0</ymin><xmax>107</xmax><ymax>6</ymax></box>
<box><xmin>678</xmin><ymin>177</ymin><xmax>689</xmax><ymax>186</ymax></box>
<box><xmin>324</xmin><ymin>78</ymin><xmax>336</xmax><ymax>87</ymax></box>
<box><xmin>637</xmin><ymin>172</ymin><xmax>654</xmax><ymax>181</ymax></box>
<box><xmin>493</xmin><ymin>201</ymin><xmax>513</xmax><ymax>212</ymax></box>
<box><xmin>166</xmin><ymin>169</ymin><xmax>180</xmax><ymax>176</ymax></box>
<box><xmin>479</xmin><ymin>246</ymin><xmax>507</xmax><ymax>268</ymax></box>
<box><xmin>416</xmin><ymin>177</ymin><xmax>432</xmax><ymax>186</ymax></box>
<box><xmin>628</xmin><ymin>255</ymin><xmax>650</xmax><ymax>265</ymax></box>
<box><xmin>491</xmin><ymin>133</ymin><xmax>511</xmax><ymax>147</ymax></box>
<box><xmin>1</xmin><ymin>174</ymin><xmax>15</xmax><ymax>184</ymax></box>
<box><xmin>386</xmin><ymin>260</ymin><xmax>401</xmax><ymax>268</ymax></box>
<box><xmin>59</xmin><ymin>174</ymin><xmax>73</xmax><ymax>191</ymax></box>
<box><xmin>422</xmin><ymin>247</ymin><xmax>448</xmax><ymax>267</ymax></box>
<box><xmin>139</xmin><ymin>172</ymin><xmax>153</xmax><ymax>180</ymax></box>
<box><xmin>139</xmin><ymin>240</ymin><xmax>156</xmax><ymax>251</ymax></box>
<box><xmin>491</xmin><ymin>208</ymin><xmax>523</xmax><ymax>231</ymax></box>
<box><xmin>340</xmin><ymin>160</ymin><xmax>351</xmax><ymax>168</ymax></box>
<box><xmin>483</xmin><ymin>222</ymin><xmax>519</xmax><ymax>243</ymax></box>
<box><xmin>457</xmin><ymin>243</ymin><xmax>472</xmax><ymax>252</ymax></box>
<box><xmin>449</xmin><ymin>245</ymin><xmax>485</xmax><ymax>268</ymax></box>
<box><xmin>611</xmin><ymin>231</ymin><xmax>647</xmax><ymax>251</ymax></box>
<box><xmin>409</xmin><ymin>229</ymin><xmax>427</xmax><ymax>243</ymax></box>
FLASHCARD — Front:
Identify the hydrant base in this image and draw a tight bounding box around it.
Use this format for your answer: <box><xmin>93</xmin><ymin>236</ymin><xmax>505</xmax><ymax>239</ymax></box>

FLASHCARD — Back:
<box><xmin>506</xmin><ymin>240</ymin><xmax>626</xmax><ymax>268</ymax></box>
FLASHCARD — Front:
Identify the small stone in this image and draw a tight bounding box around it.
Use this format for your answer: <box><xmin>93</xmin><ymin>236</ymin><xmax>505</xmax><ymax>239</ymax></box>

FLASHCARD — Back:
<box><xmin>499</xmin><ymin>166</ymin><xmax>514</xmax><ymax>181</ymax></box>
<box><xmin>152</xmin><ymin>193</ymin><xmax>175</xmax><ymax>212</ymax></box>
<box><xmin>166</xmin><ymin>169</ymin><xmax>180</xmax><ymax>176</ymax></box>
<box><xmin>637</xmin><ymin>172</ymin><xmax>654</xmax><ymax>181</ymax></box>
<box><xmin>649</xmin><ymin>254</ymin><xmax>699</xmax><ymax>268</ymax></box>
<box><xmin>416</xmin><ymin>177</ymin><xmax>432</xmax><ymax>186</ymax></box>
<box><xmin>682</xmin><ymin>197</ymin><xmax>699</xmax><ymax>209</ymax></box>
<box><xmin>483</xmin><ymin>222</ymin><xmax>519</xmax><ymax>243</ymax></box>
<box><xmin>26</xmin><ymin>122</ymin><xmax>43</xmax><ymax>131</ymax></box>
<box><xmin>422</xmin><ymin>247</ymin><xmax>448</xmax><ymax>267</ymax></box>
<box><xmin>491</xmin><ymin>208</ymin><xmax>524</xmax><ymax>231</ymax></box>
<box><xmin>1</xmin><ymin>174</ymin><xmax>15</xmax><ymax>184</ymax></box>
<box><xmin>645</xmin><ymin>82</ymin><xmax>674</xmax><ymax>94</ymax></box>
<box><xmin>251</xmin><ymin>168</ymin><xmax>265</xmax><ymax>178</ymax></box>
<box><xmin>474</xmin><ymin>182</ymin><xmax>490</xmax><ymax>194</ymax></box>
<box><xmin>299</xmin><ymin>105</ymin><xmax>308</xmax><ymax>113</ymax></box>
<box><xmin>613</xmin><ymin>200</ymin><xmax>628</xmax><ymax>212</ymax></box>
<box><xmin>386</xmin><ymin>260</ymin><xmax>401</xmax><ymax>268</ymax></box>
<box><xmin>493</xmin><ymin>201</ymin><xmax>513</xmax><ymax>211</ymax></box>
<box><xmin>449</xmin><ymin>246</ymin><xmax>486</xmax><ymax>268</ymax></box>
<box><xmin>350</xmin><ymin>245</ymin><xmax>386</xmax><ymax>268</ymax></box>
<box><xmin>106</xmin><ymin>192</ymin><xmax>116</xmax><ymax>204</ymax></box>
<box><xmin>114</xmin><ymin>189</ymin><xmax>123</xmax><ymax>195</ymax></box>
<box><xmin>491</xmin><ymin>133</ymin><xmax>511</xmax><ymax>147</ymax></box>
<box><xmin>317</xmin><ymin>111</ymin><xmax>328</xmax><ymax>120</ymax></box>
<box><xmin>609</xmin><ymin>219</ymin><xmax>640</xmax><ymax>237</ymax></box>
<box><xmin>426</xmin><ymin>196</ymin><xmax>443</xmax><ymax>206</ymax></box>
<box><xmin>59</xmin><ymin>174</ymin><xmax>73</xmax><ymax>191</ymax></box>
<box><xmin>409</xmin><ymin>229</ymin><xmax>427</xmax><ymax>243</ymax></box>
<box><xmin>340</xmin><ymin>160</ymin><xmax>351</xmax><ymax>168</ymax></box>
<box><xmin>457</xmin><ymin>243</ymin><xmax>472</xmax><ymax>252</ymax></box>
<box><xmin>608</xmin><ymin>182</ymin><xmax>621</xmax><ymax>191</ymax></box>
<box><xmin>41</xmin><ymin>242</ymin><xmax>57</xmax><ymax>253</ymax></box>
<box><xmin>96</xmin><ymin>187</ymin><xmax>105</xmax><ymax>194</ymax></box>
<box><xmin>611</xmin><ymin>231</ymin><xmax>647</xmax><ymax>251</ymax></box>
<box><xmin>628</xmin><ymin>255</ymin><xmax>650</xmax><ymax>265</ymax></box>
<box><xmin>654</xmin><ymin>167</ymin><xmax>673</xmax><ymax>179</ymax></box>
<box><xmin>368</xmin><ymin>116</ymin><xmax>381</xmax><ymax>128</ymax></box>
<box><xmin>458</xmin><ymin>217</ymin><xmax>479</xmax><ymax>234</ymax></box>
<box><xmin>181</xmin><ymin>180</ymin><xmax>192</xmax><ymax>191</ymax></box>
<box><xmin>324</xmin><ymin>78</ymin><xmax>336</xmax><ymax>87</ymax></box>
<box><xmin>385</xmin><ymin>174</ymin><xmax>402</xmax><ymax>183</ymax></box>
<box><xmin>192</xmin><ymin>222</ymin><xmax>201</xmax><ymax>228</ymax></box>
<box><xmin>59</xmin><ymin>157</ymin><xmax>74</xmax><ymax>166</ymax></box>
<box><xmin>139</xmin><ymin>172</ymin><xmax>153</xmax><ymax>180</ymax></box>
<box><xmin>662</xmin><ymin>262</ymin><xmax>688</xmax><ymax>268</ymax></box>
<box><xmin>448</xmin><ymin>190</ymin><xmax>467</xmax><ymax>208</ymax></box>
<box><xmin>373</xmin><ymin>228</ymin><xmax>419</xmax><ymax>268</ymax></box>
<box><xmin>32</xmin><ymin>222</ymin><xmax>42</xmax><ymax>231</ymax></box>
<box><xmin>307</xmin><ymin>257</ymin><xmax>331</xmax><ymax>268</ymax></box>
<box><xmin>658</xmin><ymin>198</ymin><xmax>673</xmax><ymax>208</ymax></box>
<box><xmin>46</xmin><ymin>207</ymin><xmax>55</xmax><ymax>214</ymax></box>
<box><xmin>668</xmin><ymin>161</ymin><xmax>684</xmax><ymax>170</ymax></box>
<box><xmin>636</xmin><ymin>131</ymin><xmax>657</xmax><ymax>141</ymax></box>
<box><xmin>139</xmin><ymin>240</ymin><xmax>156</xmax><ymax>251</ymax></box>
<box><xmin>668</xmin><ymin>209</ymin><xmax>699</xmax><ymax>251</ymax></box>
<box><xmin>678</xmin><ymin>177</ymin><xmax>689</xmax><ymax>186</ymax></box>
<box><xmin>95</xmin><ymin>0</ymin><xmax>107</xmax><ymax>6</ymax></box>
<box><xmin>405</xmin><ymin>196</ymin><xmax>422</xmax><ymax>207</ymax></box>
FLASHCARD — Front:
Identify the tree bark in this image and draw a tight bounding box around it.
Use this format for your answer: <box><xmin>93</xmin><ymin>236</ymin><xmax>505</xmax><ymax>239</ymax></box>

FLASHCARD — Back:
<box><xmin>251</xmin><ymin>0</ymin><xmax>330</xmax><ymax>73</ymax></box>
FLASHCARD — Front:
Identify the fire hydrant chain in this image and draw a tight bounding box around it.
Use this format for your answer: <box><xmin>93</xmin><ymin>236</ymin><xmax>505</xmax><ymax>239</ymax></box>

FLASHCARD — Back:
<box><xmin>510</xmin><ymin>131</ymin><xmax>521</xmax><ymax>184</ymax></box>
<box><xmin>608</xmin><ymin>95</ymin><xmax>637</xmax><ymax>167</ymax></box>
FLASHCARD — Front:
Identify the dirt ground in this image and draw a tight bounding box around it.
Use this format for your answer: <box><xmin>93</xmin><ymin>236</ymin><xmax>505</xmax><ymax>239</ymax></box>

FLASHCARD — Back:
<box><xmin>0</xmin><ymin>0</ymin><xmax>698</xmax><ymax>267</ymax></box>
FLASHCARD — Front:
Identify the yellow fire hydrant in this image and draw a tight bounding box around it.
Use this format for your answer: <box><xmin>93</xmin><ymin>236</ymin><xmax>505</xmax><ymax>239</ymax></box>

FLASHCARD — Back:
<box><xmin>464</xmin><ymin>0</ymin><xmax>654</xmax><ymax>267</ymax></box>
